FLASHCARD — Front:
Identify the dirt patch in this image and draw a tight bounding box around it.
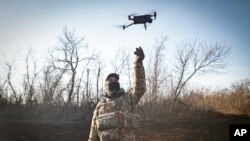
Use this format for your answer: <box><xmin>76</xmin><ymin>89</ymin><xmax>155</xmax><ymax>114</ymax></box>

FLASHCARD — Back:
<box><xmin>0</xmin><ymin>116</ymin><xmax>249</xmax><ymax>141</ymax></box>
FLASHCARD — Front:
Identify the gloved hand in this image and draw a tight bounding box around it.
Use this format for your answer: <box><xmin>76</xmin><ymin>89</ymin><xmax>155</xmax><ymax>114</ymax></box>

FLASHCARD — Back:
<box><xmin>134</xmin><ymin>47</ymin><xmax>145</xmax><ymax>64</ymax></box>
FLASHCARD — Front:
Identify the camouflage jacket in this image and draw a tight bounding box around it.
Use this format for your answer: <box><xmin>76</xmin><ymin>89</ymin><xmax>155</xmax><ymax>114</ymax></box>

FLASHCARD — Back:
<box><xmin>88</xmin><ymin>63</ymin><xmax>146</xmax><ymax>141</ymax></box>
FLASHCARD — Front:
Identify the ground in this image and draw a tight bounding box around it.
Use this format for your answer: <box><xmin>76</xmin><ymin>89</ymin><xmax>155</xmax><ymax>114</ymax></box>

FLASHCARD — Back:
<box><xmin>0</xmin><ymin>115</ymin><xmax>249</xmax><ymax>141</ymax></box>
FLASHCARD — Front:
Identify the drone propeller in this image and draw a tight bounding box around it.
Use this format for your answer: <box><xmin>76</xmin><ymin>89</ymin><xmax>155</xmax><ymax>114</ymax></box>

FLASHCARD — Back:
<box><xmin>128</xmin><ymin>12</ymin><xmax>139</xmax><ymax>19</ymax></box>
<box><xmin>130</xmin><ymin>12</ymin><xmax>138</xmax><ymax>16</ymax></box>
<box><xmin>128</xmin><ymin>15</ymin><xmax>132</xmax><ymax>20</ymax></box>
<box><xmin>114</xmin><ymin>25</ymin><xmax>125</xmax><ymax>30</ymax></box>
<box><xmin>153</xmin><ymin>11</ymin><xmax>157</xmax><ymax>20</ymax></box>
<box><xmin>149</xmin><ymin>10</ymin><xmax>157</xmax><ymax>20</ymax></box>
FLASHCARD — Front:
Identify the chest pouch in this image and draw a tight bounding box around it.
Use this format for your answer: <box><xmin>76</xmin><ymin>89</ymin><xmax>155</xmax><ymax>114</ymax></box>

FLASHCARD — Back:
<box><xmin>96</xmin><ymin>111</ymin><xmax>123</xmax><ymax>131</ymax></box>
<box><xmin>96</xmin><ymin>111</ymin><xmax>140</xmax><ymax>131</ymax></box>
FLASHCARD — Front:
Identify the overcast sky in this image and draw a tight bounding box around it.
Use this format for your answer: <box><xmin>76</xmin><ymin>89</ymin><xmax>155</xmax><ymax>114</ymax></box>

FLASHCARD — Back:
<box><xmin>0</xmin><ymin>0</ymin><xmax>249</xmax><ymax>89</ymax></box>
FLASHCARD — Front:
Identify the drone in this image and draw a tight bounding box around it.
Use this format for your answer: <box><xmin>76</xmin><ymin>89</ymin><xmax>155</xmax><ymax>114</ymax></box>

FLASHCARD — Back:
<box><xmin>121</xmin><ymin>11</ymin><xmax>157</xmax><ymax>30</ymax></box>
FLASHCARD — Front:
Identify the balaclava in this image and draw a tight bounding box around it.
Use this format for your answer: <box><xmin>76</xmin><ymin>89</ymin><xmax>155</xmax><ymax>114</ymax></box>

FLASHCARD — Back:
<box><xmin>104</xmin><ymin>73</ymin><xmax>124</xmax><ymax>98</ymax></box>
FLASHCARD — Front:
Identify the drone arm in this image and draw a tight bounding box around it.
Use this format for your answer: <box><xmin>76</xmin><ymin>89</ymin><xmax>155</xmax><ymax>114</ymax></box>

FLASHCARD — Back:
<box><xmin>123</xmin><ymin>23</ymin><xmax>134</xmax><ymax>29</ymax></box>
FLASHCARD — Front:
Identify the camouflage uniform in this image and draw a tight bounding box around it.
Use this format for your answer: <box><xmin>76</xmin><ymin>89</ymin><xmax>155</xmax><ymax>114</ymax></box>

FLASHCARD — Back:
<box><xmin>88</xmin><ymin>63</ymin><xmax>146</xmax><ymax>141</ymax></box>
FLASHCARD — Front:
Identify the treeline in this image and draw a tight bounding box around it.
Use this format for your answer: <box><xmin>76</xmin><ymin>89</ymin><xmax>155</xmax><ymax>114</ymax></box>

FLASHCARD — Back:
<box><xmin>138</xmin><ymin>79</ymin><xmax>250</xmax><ymax>121</ymax></box>
<box><xmin>0</xmin><ymin>28</ymin><xmax>249</xmax><ymax>121</ymax></box>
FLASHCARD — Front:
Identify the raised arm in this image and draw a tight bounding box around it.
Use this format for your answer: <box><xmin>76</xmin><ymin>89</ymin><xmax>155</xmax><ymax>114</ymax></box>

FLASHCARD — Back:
<box><xmin>131</xmin><ymin>47</ymin><xmax>146</xmax><ymax>109</ymax></box>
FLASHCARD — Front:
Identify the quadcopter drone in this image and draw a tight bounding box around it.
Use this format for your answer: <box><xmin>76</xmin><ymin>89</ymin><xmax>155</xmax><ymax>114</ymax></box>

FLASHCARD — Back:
<box><xmin>121</xmin><ymin>11</ymin><xmax>157</xmax><ymax>30</ymax></box>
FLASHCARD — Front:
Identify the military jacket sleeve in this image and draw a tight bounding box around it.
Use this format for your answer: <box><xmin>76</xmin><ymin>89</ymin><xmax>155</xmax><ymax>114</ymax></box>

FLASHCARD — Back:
<box><xmin>88</xmin><ymin>104</ymin><xmax>100</xmax><ymax>141</ymax></box>
<box><xmin>130</xmin><ymin>62</ymin><xmax>146</xmax><ymax>109</ymax></box>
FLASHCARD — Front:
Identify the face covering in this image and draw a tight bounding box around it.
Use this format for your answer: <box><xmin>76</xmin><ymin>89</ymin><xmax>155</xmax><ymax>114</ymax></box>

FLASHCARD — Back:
<box><xmin>105</xmin><ymin>82</ymin><xmax>121</xmax><ymax>98</ymax></box>
<box><xmin>108</xmin><ymin>82</ymin><xmax>120</xmax><ymax>92</ymax></box>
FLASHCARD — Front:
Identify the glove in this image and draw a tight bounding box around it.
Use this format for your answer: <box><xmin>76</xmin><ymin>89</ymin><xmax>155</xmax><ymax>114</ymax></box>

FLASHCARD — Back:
<box><xmin>134</xmin><ymin>47</ymin><xmax>145</xmax><ymax>64</ymax></box>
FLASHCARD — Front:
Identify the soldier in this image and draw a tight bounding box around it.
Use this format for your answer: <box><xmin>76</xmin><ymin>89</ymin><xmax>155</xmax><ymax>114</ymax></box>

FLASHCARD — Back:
<box><xmin>88</xmin><ymin>47</ymin><xmax>146</xmax><ymax>141</ymax></box>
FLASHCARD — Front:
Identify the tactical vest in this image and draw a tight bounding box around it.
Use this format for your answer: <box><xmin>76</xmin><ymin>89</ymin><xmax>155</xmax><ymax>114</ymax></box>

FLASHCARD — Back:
<box><xmin>95</xmin><ymin>92</ymin><xmax>140</xmax><ymax>140</ymax></box>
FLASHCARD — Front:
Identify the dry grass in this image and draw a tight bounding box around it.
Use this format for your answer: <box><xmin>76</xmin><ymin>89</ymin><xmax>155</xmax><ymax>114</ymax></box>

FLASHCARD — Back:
<box><xmin>0</xmin><ymin>80</ymin><xmax>249</xmax><ymax>140</ymax></box>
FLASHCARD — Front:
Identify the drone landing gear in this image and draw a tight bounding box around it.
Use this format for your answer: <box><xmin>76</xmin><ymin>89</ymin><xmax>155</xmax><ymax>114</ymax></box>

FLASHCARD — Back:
<box><xmin>144</xmin><ymin>23</ymin><xmax>147</xmax><ymax>30</ymax></box>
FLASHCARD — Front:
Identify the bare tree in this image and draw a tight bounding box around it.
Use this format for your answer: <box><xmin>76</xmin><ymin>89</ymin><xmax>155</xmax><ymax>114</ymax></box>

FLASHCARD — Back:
<box><xmin>5</xmin><ymin>63</ymin><xmax>22</xmax><ymax>104</ymax></box>
<box><xmin>0</xmin><ymin>80</ymin><xmax>8</xmax><ymax>105</ymax></box>
<box><xmin>75</xmin><ymin>59</ymin><xmax>92</xmax><ymax>106</ymax></box>
<box><xmin>0</xmin><ymin>80</ymin><xmax>7</xmax><ymax>96</ymax></box>
<box><xmin>96</xmin><ymin>62</ymin><xmax>101</xmax><ymax>101</ymax></box>
<box><xmin>86</xmin><ymin>68</ymin><xmax>90</xmax><ymax>99</ymax></box>
<box><xmin>49</xmin><ymin>27</ymin><xmax>95</xmax><ymax>105</ymax></box>
<box><xmin>39</xmin><ymin>65</ymin><xmax>66</xmax><ymax>105</ymax></box>
<box><xmin>111</xmin><ymin>48</ymin><xmax>131</xmax><ymax>74</ymax></box>
<box><xmin>170</xmin><ymin>40</ymin><xmax>230</xmax><ymax>112</ymax></box>
<box><xmin>150</xmin><ymin>37</ymin><xmax>168</xmax><ymax>102</ymax></box>
<box><xmin>23</xmin><ymin>50</ymin><xmax>40</xmax><ymax>104</ymax></box>
<box><xmin>111</xmin><ymin>48</ymin><xmax>131</xmax><ymax>88</ymax></box>
<box><xmin>90</xmin><ymin>59</ymin><xmax>102</xmax><ymax>102</ymax></box>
